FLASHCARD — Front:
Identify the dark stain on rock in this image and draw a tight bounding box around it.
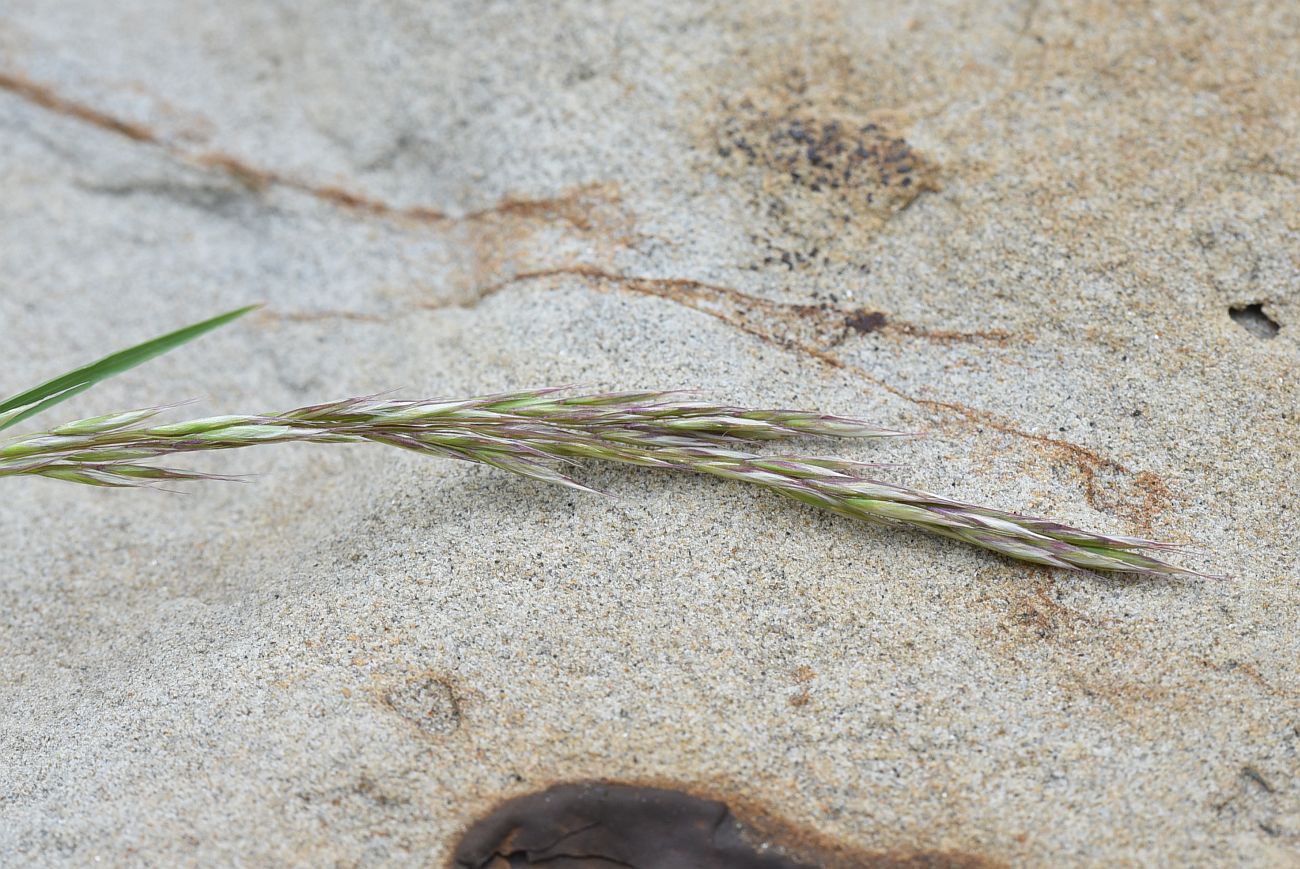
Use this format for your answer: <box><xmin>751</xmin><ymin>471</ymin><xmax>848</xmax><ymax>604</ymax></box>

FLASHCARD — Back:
<box><xmin>720</xmin><ymin>111</ymin><xmax>927</xmax><ymax>199</ymax></box>
<box><xmin>709</xmin><ymin>80</ymin><xmax>939</xmax><ymax>269</ymax></box>
<box><xmin>846</xmin><ymin>310</ymin><xmax>889</xmax><ymax>334</ymax></box>
<box><xmin>452</xmin><ymin>781</ymin><xmax>1001</xmax><ymax>869</ymax></box>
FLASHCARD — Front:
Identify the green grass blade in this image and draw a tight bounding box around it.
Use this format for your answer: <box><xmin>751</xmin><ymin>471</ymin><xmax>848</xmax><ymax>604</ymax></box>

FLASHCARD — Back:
<box><xmin>0</xmin><ymin>304</ymin><xmax>258</xmax><ymax>433</ymax></box>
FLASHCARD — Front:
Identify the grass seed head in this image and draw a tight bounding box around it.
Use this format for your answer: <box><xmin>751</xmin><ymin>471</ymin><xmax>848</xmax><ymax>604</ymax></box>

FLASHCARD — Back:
<box><xmin>0</xmin><ymin>389</ymin><xmax>1211</xmax><ymax>577</ymax></box>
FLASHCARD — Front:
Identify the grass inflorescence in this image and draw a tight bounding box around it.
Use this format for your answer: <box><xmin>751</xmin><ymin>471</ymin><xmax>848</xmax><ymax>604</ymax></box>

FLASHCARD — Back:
<box><xmin>0</xmin><ymin>388</ymin><xmax>1208</xmax><ymax>577</ymax></box>
<box><xmin>0</xmin><ymin>306</ymin><xmax>1215</xmax><ymax>578</ymax></box>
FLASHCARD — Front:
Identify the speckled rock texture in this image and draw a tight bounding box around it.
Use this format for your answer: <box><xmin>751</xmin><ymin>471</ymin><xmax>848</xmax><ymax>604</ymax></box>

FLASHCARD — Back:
<box><xmin>1</xmin><ymin>1</ymin><xmax>1297</xmax><ymax>865</ymax></box>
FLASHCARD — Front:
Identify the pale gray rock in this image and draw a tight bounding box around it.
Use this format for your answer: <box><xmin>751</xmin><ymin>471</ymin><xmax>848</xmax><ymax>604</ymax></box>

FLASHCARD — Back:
<box><xmin>1</xmin><ymin>1</ymin><xmax>1297</xmax><ymax>865</ymax></box>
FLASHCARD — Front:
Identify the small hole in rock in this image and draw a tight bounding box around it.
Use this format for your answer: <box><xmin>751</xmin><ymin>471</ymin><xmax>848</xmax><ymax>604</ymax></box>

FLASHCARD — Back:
<box><xmin>1229</xmin><ymin>303</ymin><xmax>1279</xmax><ymax>339</ymax></box>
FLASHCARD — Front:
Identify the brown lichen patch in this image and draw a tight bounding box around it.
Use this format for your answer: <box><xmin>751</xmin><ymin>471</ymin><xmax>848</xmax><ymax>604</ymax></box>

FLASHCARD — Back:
<box><xmin>717</xmin><ymin>106</ymin><xmax>933</xmax><ymax>208</ymax></box>
<box><xmin>451</xmin><ymin>781</ymin><xmax>1002</xmax><ymax>869</ymax></box>
<box><xmin>705</xmin><ymin>73</ymin><xmax>939</xmax><ymax>268</ymax></box>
